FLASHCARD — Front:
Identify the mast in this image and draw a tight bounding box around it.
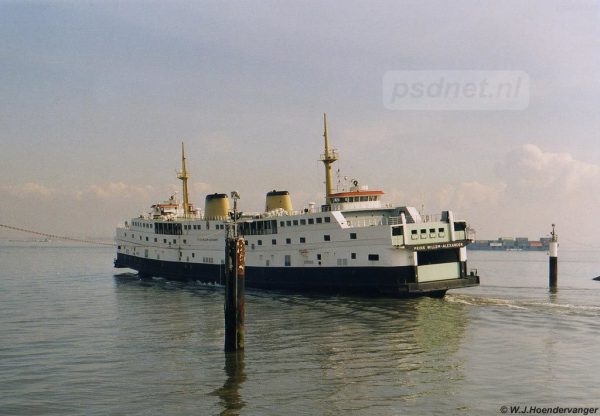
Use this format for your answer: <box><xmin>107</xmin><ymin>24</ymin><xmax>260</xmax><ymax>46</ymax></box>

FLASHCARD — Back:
<box><xmin>177</xmin><ymin>141</ymin><xmax>191</xmax><ymax>218</ymax></box>
<box><xmin>320</xmin><ymin>113</ymin><xmax>338</xmax><ymax>203</ymax></box>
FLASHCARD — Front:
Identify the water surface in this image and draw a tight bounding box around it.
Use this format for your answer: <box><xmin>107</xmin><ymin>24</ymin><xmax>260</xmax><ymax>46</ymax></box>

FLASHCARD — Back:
<box><xmin>1</xmin><ymin>244</ymin><xmax>599</xmax><ymax>415</ymax></box>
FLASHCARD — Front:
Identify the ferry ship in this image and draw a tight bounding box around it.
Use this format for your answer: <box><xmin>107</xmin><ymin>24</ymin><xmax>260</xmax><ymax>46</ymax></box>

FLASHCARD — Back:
<box><xmin>114</xmin><ymin>115</ymin><xmax>480</xmax><ymax>297</ymax></box>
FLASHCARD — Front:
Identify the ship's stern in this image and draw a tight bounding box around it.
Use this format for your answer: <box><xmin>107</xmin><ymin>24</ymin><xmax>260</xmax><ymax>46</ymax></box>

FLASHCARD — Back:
<box><xmin>391</xmin><ymin>218</ymin><xmax>480</xmax><ymax>297</ymax></box>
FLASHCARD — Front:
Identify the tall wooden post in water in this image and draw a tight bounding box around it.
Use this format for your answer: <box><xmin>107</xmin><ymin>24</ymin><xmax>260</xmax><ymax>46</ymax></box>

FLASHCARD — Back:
<box><xmin>549</xmin><ymin>224</ymin><xmax>558</xmax><ymax>291</ymax></box>
<box><xmin>225</xmin><ymin>191</ymin><xmax>245</xmax><ymax>352</ymax></box>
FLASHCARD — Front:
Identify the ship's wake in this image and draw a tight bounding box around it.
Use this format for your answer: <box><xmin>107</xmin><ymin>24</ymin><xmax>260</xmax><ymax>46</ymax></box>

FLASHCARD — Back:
<box><xmin>446</xmin><ymin>293</ymin><xmax>600</xmax><ymax>317</ymax></box>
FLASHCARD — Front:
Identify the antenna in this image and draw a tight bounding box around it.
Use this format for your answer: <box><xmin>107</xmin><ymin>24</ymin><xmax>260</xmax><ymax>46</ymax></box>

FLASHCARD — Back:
<box><xmin>320</xmin><ymin>113</ymin><xmax>338</xmax><ymax>203</ymax></box>
<box><xmin>177</xmin><ymin>141</ymin><xmax>191</xmax><ymax>218</ymax></box>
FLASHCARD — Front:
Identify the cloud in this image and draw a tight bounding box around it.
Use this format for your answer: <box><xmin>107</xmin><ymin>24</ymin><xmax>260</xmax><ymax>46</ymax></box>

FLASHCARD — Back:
<box><xmin>438</xmin><ymin>144</ymin><xmax>600</xmax><ymax>213</ymax></box>
<box><xmin>2</xmin><ymin>181</ymin><xmax>160</xmax><ymax>203</ymax></box>
<box><xmin>436</xmin><ymin>181</ymin><xmax>505</xmax><ymax>210</ymax></box>
<box><xmin>1</xmin><ymin>182</ymin><xmax>56</xmax><ymax>198</ymax></box>
<box><xmin>86</xmin><ymin>182</ymin><xmax>154</xmax><ymax>199</ymax></box>
<box><xmin>192</xmin><ymin>181</ymin><xmax>214</xmax><ymax>195</ymax></box>
<box><xmin>495</xmin><ymin>144</ymin><xmax>600</xmax><ymax>196</ymax></box>
<box><xmin>428</xmin><ymin>144</ymin><xmax>600</xmax><ymax>242</ymax></box>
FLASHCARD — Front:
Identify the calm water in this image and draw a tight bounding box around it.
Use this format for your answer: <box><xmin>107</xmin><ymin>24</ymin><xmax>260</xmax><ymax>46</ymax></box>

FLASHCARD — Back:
<box><xmin>1</xmin><ymin>243</ymin><xmax>600</xmax><ymax>415</ymax></box>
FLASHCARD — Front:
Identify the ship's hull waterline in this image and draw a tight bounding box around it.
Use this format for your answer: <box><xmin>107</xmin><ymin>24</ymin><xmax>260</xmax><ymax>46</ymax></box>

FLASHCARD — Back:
<box><xmin>114</xmin><ymin>253</ymin><xmax>479</xmax><ymax>297</ymax></box>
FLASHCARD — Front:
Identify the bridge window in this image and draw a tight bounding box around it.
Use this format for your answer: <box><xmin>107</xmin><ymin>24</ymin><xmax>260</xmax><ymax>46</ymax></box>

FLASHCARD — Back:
<box><xmin>240</xmin><ymin>220</ymin><xmax>277</xmax><ymax>236</ymax></box>
<box><xmin>316</xmin><ymin>218</ymin><xmax>323</xmax><ymax>224</ymax></box>
<box><xmin>454</xmin><ymin>222</ymin><xmax>467</xmax><ymax>231</ymax></box>
<box><xmin>324</xmin><ymin>217</ymin><xmax>331</xmax><ymax>223</ymax></box>
<box><xmin>417</xmin><ymin>248</ymin><xmax>459</xmax><ymax>265</ymax></box>
<box><xmin>300</xmin><ymin>219</ymin><xmax>306</xmax><ymax>225</ymax></box>
<box><xmin>308</xmin><ymin>218</ymin><xmax>314</xmax><ymax>225</ymax></box>
<box><xmin>154</xmin><ymin>222</ymin><xmax>183</xmax><ymax>235</ymax></box>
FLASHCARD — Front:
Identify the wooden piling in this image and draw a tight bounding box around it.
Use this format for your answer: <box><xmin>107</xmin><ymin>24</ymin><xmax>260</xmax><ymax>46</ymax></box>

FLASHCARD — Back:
<box><xmin>225</xmin><ymin>236</ymin><xmax>245</xmax><ymax>352</ymax></box>
<box><xmin>549</xmin><ymin>224</ymin><xmax>558</xmax><ymax>291</ymax></box>
<box><xmin>225</xmin><ymin>190</ymin><xmax>245</xmax><ymax>352</ymax></box>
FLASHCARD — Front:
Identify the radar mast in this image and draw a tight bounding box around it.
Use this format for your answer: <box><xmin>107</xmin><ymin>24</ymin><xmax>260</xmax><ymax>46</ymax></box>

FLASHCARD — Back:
<box><xmin>320</xmin><ymin>113</ymin><xmax>338</xmax><ymax>204</ymax></box>
<box><xmin>177</xmin><ymin>142</ymin><xmax>191</xmax><ymax>218</ymax></box>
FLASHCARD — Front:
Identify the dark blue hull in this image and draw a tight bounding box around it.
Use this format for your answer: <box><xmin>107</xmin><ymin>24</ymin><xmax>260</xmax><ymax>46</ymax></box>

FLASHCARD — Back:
<box><xmin>114</xmin><ymin>253</ymin><xmax>479</xmax><ymax>297</ymax></box>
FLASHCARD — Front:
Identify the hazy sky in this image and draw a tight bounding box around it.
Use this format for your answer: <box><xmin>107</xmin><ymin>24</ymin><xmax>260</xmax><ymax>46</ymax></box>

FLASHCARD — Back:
<box><xmin>1</xmin><ymin>1</ymin><xmax>599</xmax><ymax>246</ymax></box>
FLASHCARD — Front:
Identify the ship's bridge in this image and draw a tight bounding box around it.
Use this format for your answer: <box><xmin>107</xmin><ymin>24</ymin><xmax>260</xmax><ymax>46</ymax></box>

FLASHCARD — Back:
<box><xmin>327</xmin><ymin>187</ymin><xmax>384</xmax><ymax>211</ymax></box>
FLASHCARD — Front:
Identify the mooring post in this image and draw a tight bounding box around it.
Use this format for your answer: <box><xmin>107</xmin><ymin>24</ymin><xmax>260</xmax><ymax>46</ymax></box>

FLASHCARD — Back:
<box><xmin>225</xmin><ymin>191</ymin><xmax>245</xmax><ymax>352</ymax></box>
<box><xmin>549</xmin><ymin>224</ymin><xmax>558</xmax><ymax>291</ymax></box>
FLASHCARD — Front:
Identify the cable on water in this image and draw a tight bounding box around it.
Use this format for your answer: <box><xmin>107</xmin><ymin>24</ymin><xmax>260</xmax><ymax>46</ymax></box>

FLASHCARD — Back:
<box><xmin>0</xmin><ymin>224</ymin><xmax>115</xmax><ymax>246</ymax></box>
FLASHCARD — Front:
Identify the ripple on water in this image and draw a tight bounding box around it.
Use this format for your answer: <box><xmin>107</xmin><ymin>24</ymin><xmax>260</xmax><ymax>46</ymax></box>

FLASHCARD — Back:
<box><xmin>2</xmin><ymin>246</ymin><xmax>600</xmax><ymax>415</ymax></box>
